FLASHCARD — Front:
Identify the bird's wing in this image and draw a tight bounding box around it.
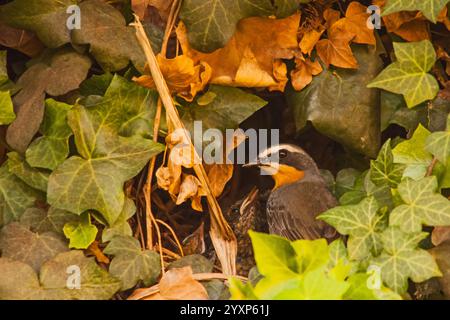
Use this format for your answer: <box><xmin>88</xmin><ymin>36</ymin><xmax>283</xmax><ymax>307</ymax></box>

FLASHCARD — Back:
<box><xmin>267</xmin><ymin>181</ymin><xmax>338</xmax><ymax>241</ymax></box>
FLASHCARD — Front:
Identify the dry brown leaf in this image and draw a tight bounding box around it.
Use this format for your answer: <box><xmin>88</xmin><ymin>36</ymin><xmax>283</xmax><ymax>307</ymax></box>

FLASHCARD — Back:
<box><xmin>299</xmin><ymin>28</ymin><xmax>325</xmax><ymax>55</ymax></box>
<box><xmin>203</xmin><ymin>129</ymin><xmax>247</xmax><ymax>198</ymax></box>
<box><xmin>0</xmin><ymin>23</ymin><xmax>44</xmax><ymax>57</ymax></box>
<box><xmin>134</xmin><ymin>54</ymin><xmax>212</xmax><ymax>101</ymax></box>
<box><xmin>332</xmin><ymin>2</ymin><xmax>376</xmax><ymax>45</ymax></box>
<box><xmin>291</xmin><ymin>55</ymin><xmax>323</xmax><ymax>91</ymax></box>
<box><xmin>206</xmin><ymin>163</ymin><xmax>234</xmax><ymax>198</ymax></box>
<box><xmin>432</xmin><ymin>227</ymin><xmax>450</xmax><ymax>246</ymax></box>
<box><xmin>177</xmin><ymin>14</ymin><xmax>300</xmax><ymax>92</ymax></box>
<box><xmin>438</xmin><ymin>6</ymin><xmax>450</xmax><ymax>30</ymax></box>
<box><xmin>176</xmin><ymin>174</ymin><xmax>206</xmax><ymax>211</ymax></box>
<box><xmin>316</xmin><ymin>24</ymin><xmax>358</xmax><ymax>69</ymax></box>
<box><xmin>323</xmin><ymin>7</ymin><xmax>341</xmax><ymax>28</ymax></box>
<box><xmin>132</xmin><ymin>0</ymin><xmax>174</xmax><ymax>20</ymax></box>
<box><xmin>373</xmin><ymin>0</ymin><xmax>430</xmax><ymax>42</ymax></box>
<box><xmin>131</xmin><ymin>0</ymin><xmax>150</xmax><ymax>19</ymax></box>
<box><xmin>145</xmin><ymin>267</ymin><xmax>208</xmax><ymax>300</ymax></box>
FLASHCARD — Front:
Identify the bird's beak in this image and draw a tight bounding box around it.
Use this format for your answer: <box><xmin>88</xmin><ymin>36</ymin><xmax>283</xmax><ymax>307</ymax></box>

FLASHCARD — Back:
<box><xmin>243</xmin><ymin>158</ymin><xmax>280</xmax><ymax>176</ymax></box>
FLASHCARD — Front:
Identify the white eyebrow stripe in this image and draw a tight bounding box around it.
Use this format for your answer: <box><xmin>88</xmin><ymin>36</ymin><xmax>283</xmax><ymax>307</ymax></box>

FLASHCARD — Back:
<box><xmin>258</xmin><ymin>144</ymin><xmax>302</xmax><ymax>158</ymax></box>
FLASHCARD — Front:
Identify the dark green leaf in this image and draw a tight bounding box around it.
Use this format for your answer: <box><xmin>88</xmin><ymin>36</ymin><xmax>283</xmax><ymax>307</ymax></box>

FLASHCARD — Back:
<box><xmin>0</xmin><ymin>222</ymin><xmax>67</xmax><ymax>272</ymax></box>
<box><xmin>287</xmin><ymin>45</ymin><xmax>382</xmax><ymax>157</ymax></box>
<box><xmin>104</xmin><ymin>235</ymin><xmax>161</xmax><ymax>290</ymax></box>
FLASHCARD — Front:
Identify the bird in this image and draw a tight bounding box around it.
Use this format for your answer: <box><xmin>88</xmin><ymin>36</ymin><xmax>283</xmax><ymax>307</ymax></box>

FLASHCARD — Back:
<box><xmin>244</xmin><ymin>144</ymin><xmax>338</xmax><ymax>242</ymax></box>
<box><xmin>224</xmin><ymin>187</ymin><xmax>268</xmax><ymax>275</ymax></box>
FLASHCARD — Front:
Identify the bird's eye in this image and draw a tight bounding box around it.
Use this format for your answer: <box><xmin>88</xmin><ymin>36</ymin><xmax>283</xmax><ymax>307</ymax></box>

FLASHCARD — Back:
<box><xmin>279</xmin><ymin>150</ymin><xmax>288</xmax><ymax>158</ymax></box>
<box><xmin>232</xmin><ymin>207</ymin><xmax>240</xmax><ymax>215</ymax></box>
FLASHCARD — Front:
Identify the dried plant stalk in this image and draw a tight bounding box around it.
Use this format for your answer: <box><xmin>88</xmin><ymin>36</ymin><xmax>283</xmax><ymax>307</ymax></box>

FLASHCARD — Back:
<box><xmin>133</xmin><ymin>16</ymin><xmax>237</xmax><ymax>275</ymax></box>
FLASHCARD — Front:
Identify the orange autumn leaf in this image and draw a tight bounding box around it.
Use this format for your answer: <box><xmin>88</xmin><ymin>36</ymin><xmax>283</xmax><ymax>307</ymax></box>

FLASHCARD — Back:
<box><xmin>373</xmin><ymin>0</ymin><xmax>430</xmax><ymax>42</ymax></box>
<box><xmin>299</xmin><ymin>28</ymin><xmax>325</xmax><ymax>55</ymax></box>
<box><xmin>131</xmin><ymin>0</ymin><xmax>149</xmax><ymax>19</ymax></box>
<box><xmin>134</xmin><ymin>54</ymin><xmax>212</xmax><ymax>102</ymax></box>
<box><xmin>291</xmin><ymin>55</ymin><xmax>323</xmax><ymax>91</ymax></box>
<box><xmin>438</xmin><ymin>6</ymin><xmax>450</xmax><ymax>30</ymax></box>
<box><xmin>332</xmin><ymin>2</ymin><xmax>376</xmax><ymax>45</ymax></box>
<box><xmin>139</xmin><ymin>267</ymin><xmax>208</xmax><ymax>300</ymax></box>
<box><xmin>177</xmin><ymin>14</ymin><xmax>300</xmax><ymax>92</ymax></box>
<box><xmin>323</xmin><ymin>8</ymin><xmax>341</xmax><ymax>28</ymax></box>
<box><xmin>316</xmin><ymin>25</ymin><xmax>358</xmax><ymax>69</ymax></box>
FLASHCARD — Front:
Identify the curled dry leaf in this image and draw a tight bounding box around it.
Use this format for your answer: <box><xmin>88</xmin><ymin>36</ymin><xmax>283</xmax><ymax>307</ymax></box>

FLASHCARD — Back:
<box><xmin>316</xmin><ymin>2</ymin><xmax>376</xmax><ymax>69</ymax></box>
<box><xmin>331</xmin><ymin>2</ymin><xmax>376</xmax><ymax>45</ymax></box>
<box><xmin>432</xmin><ymin>227</ymin><xmax>450</xmax><ymax>246</ymax></box>
<box><xmin>177</xmin><ymin>13</ymin><xmax>300</xmax><ymax>92</ymax></box>
<box><xmin>0</xmin><ymin>23</ymin><xmax>44</xmax><ymax>57</ymax></box>
<box><xmin>134</xmin><ymin>54</ymin><xmax>212</xmax><ymax>102</ymax></box>
<box><xmin>373</xmin><ymin>0</ymin><xmax>430</xmax><ymax>42</ymax></box>
<box><xmin>291</xmin><ymin>55</ymin><xmax>323</xmax><ymax>91</ymax></box>
<box><xmin>176</xmin><ymin>174</ymin><xmax>205</xmax><ymax>211</ymax></box>
<box><xmin>316</xmin><ymin>25</ymin><xmax>358</xmax><ymax>69</ymax></box>
<box><xmin>299</xmin><ymin>28</ymin><xmax>325</xmax><ymax>55</ymax></box>
<box><xmin>141</xmin><ymin>266</ymin><xmax>208</xmax><ymax>300</ymax></box>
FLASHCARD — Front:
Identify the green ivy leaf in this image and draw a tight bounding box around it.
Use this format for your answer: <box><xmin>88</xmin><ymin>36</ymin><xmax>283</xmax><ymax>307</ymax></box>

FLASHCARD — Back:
<box><xmin>80</xmin><ymin>73</ymin><xmax>114</xmax><ymax>97</ymax></box>
<box><xmin>0</xmin><ymin>91</ymin><xmax>15</xmax><ymax>125</ymax></box>
<box><xmin>20</xmin><ymin>206</ymin><xmax>79</xmax><ymax>235</ymax></box>
<box><xmin>370</xmin><ymin>139</ymin><xmax>405</xmax><ymax>187</ymax></box>
<box><xmin>63</xmin><ymin>212</ymin><xmax>98</xmax><ymax>249</ymax></box>
<box><xmin>335</xmin><ymin>169</ymin><xmax>361</xmax><ymax>199</ymax></box>
<box><xmin>368</xmin><ymin>40</ymin><xmax>439</xmax><ymax>108</ymax></box>
<box><xmin>0</xmin><ymin>251</ymin><xmax>121</xmax><ymax>300</ymax></box>
<box><xmin>7</xmin><ymin>152</ymin><xmax>49</xmax><ymax>192</ymax></box>
<box><xmin>249</xmin><ymin>231</ymin><xmax>297</xmax><ymax>278</ymax></box>
<box><xmin>382</xmin><ymin>0</ymin><xmax>450</xmax><ymax>23</ymax></box>
<box><xmin>372</xmin><ymin>227</ymin><xmax>441</xmax><ymax>294</ymax></box>
<box><xmin>287</xmin><ymin>45</ymin><xmax>383</xmax><ymax>157</ymax></box>
<box><xmin>0</xmin><ymin>0</ymin><xmax>162</xmax><ymax>72</ymax></box>
<box><xmin>104</xmin><ymin>235</ymin><xmax>161</xmax><ymax>290</ymax></box>
<box><xmin>47</xmin><ymin>106</ymin><xmax>164</xmax><ymax>225</ymax></box>
<box><xmin>179</xmin><ymin>0</ymin><xmax>274</xmax><ymax>52</ymax></box>
<box><xmin>26</xmin><ymin>99</ymin><xmax>73</xmax><ymax>170</ymax></box>
<box><xmin>181</xmin><ymin>85</ymin><xmax>267</xmax><ymax>133</ymax></box>
<box><xmin>390</xmin><ymin>176</ymin><xmax>450</xmax><ymax>232</ymax></box>
<box><xmin>319</xmin><ymin>197</ymin><xmax>386</xmax><ymax>261</ymax></box>
<box><xmin>392</xmin><ymin>124</ymin><xmax>433</xmax><ymax>180</ymax></box>
<box><xmin>339</xmin><ymin>171</ymin><xmax>394</xmax><ymax>211</ymax></box>
<box><xmin>380</xmin><ymin>91</ymin><xmax>427</xmax><ymax>131</ymax></box>
<box><xmin>102</xmin><ymin>198</ymin><xmax>135</xmax><ymax>242</ymax></box>
<box><xmin>274</xmin><ymin>268</ymin><xmax>350</xmax><ymax>300</ymax></box>
<box><xmin>6</xmin><ymin>48</ymin><xmax>91</xmax><ymax>153</ymax></box>
<box><xmin>425</xmin><ymin>114</ymin><xmax>450</xmax><ymax>163</ymax></box>
<box><xmin>273</xmin><ymin>0</ymin><xmax>308</xmax><ymax>17</ymax></box>
<box><xmin>291</xmin><ymin>239</ymin><xmax>329</xmax><ymax>274</ymax></box>
<box><xmin>0</xmin><ymin>222</ymin><xmax>68</xmax><ymax>272</ymax></box>
<box><xmin>0</xmin><ymin>0</ymin><xmax>77</xmax><ymax>48</ymax></box>
<box><xmin>0</xmin><ymin>165</ymin><xmax>40</xmax><ymax>226</ymax></box>
<box><xmin>72</xmin><ymin>0</ymin><xmax>146</xmax><ymax>71</ymax></box>
<box><xmin>87</xmin><ymin>75</ymin><xmax>160</xmax><ymax>139</ymax></box>
<box><xmin>343</xmin><ymin>273</ymin><xmax>402</xmax><ymax>300</ymax></box>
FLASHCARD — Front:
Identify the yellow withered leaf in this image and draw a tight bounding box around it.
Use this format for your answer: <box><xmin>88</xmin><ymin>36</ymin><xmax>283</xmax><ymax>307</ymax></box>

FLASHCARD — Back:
<box><xmin>177</xmin><ymin>13</ymin><xmax>300</xmax><ymax>92</ymax></box>
<box><xmin>134</xmin><ymin>54</ymin><xmax>211</xmax><ymax>102</ymax></box>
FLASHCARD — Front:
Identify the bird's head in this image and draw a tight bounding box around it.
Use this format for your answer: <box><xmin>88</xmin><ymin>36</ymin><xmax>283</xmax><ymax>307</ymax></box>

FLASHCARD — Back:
<box><xmin>244</xmin><ymin>144</ymin><xmax>321</xmax><ymax>189</ymax></box>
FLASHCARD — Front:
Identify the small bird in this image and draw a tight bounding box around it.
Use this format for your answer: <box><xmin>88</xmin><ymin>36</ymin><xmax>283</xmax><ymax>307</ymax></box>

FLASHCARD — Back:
<box><xmin>224</xmin><ymin>187</ymin><xmax>268</xmax><ymax>275</ymax></box>
<box><xmin>245</xmin><ymin>144</ymin><xmax>338</xmax><ymax>241</ymax></box>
